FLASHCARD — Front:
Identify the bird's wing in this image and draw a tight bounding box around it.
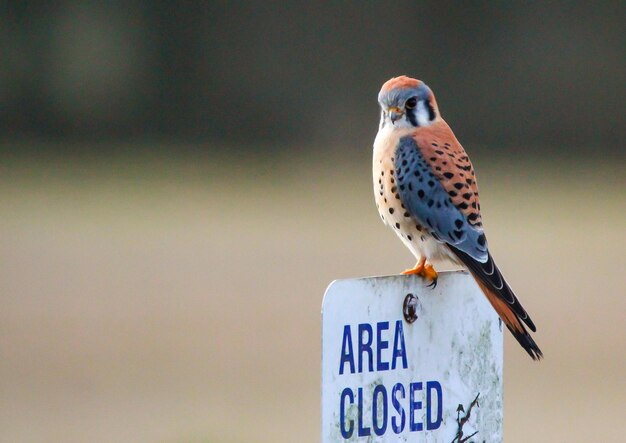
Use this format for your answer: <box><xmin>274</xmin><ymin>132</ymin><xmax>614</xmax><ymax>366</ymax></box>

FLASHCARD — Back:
<box><xmin>393</xmin><ymin>124</ymin><xmax>488</xmax><ymax>263</ymax></box>
<box><xmin>411</xmin><ymin>121</ymin><xmax>483</xmax><ymax>229</ymax></box>
<box><xmin>394</xmin><ymin>123</ymin><xmax>540</xmax><ymax>357</ymax></box>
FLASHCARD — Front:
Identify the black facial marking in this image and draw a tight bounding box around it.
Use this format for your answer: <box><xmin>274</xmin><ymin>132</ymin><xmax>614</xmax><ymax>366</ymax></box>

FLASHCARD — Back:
<box><xmin>455</xmin><ymin>219</ymin><xmax>464</xmax><ymax>229</ymax></box>
<box><xmin>426</xmin><ymin>99</ymin><xmax>436</xmax><ymax>121</ymax></box>
<box><xmin>407</xmin><ymin>108</ymin><xmax>418</xmax><ymax>126</ymax></box>
<box><xmin>454</xmin><ymin>183</ymin><xmax>464</xmax><ymax>190</ymax></box>
<box><xmin>443</xmin><ymin>172</ymin><xmax>454</xmax><ymax>179</ymax></box>
<box><xmin>389</xmin><ymin>208</ymin><xmax>394</xmax><ymax>214</ymax></box>
<box><xmin>462</xmin><ymin>192</ymin><xmax>472</xmax><ymax>200</ymax></box>
<box><xmin>417</xmin><ymin>189</ymin><xmax>425</xmax><ymax>199</ymax></box>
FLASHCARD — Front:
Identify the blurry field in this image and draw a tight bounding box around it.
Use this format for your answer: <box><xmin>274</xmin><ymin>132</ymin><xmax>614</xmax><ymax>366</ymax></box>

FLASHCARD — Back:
<box><xmin>1</xmin><ymin>145</ymin><xmax>625</xmax><ymax>442</ymax></box>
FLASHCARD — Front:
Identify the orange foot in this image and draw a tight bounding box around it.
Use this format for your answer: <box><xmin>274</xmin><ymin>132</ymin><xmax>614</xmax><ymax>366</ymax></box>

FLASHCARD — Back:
<box><xmin>402</xmin><ymin>258</ymin><xmax>439</xmax><ymax>288</ymax></box>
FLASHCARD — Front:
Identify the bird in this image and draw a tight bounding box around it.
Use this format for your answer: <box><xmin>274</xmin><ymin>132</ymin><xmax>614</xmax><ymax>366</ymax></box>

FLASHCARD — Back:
<box><xmin>373</xmin><ymin>75</ymin><xmax>542</xmax><ymax>360</ymax></box>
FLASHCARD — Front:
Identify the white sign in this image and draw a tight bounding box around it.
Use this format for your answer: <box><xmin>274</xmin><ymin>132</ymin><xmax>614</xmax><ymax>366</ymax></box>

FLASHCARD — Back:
<box><xmin>321</xmin><ymin>271</ymin><xmax>502</xmax><ymax>442</ymax></box>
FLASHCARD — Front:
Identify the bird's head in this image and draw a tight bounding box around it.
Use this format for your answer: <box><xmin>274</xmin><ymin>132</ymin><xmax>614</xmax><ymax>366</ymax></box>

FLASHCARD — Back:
<box><xmin>378</xmin><ymin>76</ymin><xmax>439</xmax><ymax>130</ymax></box>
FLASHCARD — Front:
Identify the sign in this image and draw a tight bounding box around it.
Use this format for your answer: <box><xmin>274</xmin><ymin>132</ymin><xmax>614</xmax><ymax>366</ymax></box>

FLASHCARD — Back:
<box><xmin>321</xmin><ymin>271</ymin><xmax>502</xmax><ymax>442</ymax></box>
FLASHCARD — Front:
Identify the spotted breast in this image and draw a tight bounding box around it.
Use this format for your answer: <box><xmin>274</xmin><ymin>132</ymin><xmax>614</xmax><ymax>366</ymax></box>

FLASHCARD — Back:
<box><xmin>373</xmin><ymin>125</ymin><xmax>458</xmax><ymax>265</ymax></box>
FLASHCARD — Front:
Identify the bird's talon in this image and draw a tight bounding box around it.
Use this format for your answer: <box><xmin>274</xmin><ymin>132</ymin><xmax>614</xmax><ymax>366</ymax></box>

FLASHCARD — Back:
<box><xmin>402</xmin><ymin>257</ymin><xmax>426</xmax><ymax>276</ymax></box>
<box><xmin>422</xmin><ymin>263</ymin><xmax>439</xmax><ymax>288</ymax></box>
<box><xmin>402</xmin><ymin>259</ymin><xmax>438</xmax><ymax>287</ymax></box>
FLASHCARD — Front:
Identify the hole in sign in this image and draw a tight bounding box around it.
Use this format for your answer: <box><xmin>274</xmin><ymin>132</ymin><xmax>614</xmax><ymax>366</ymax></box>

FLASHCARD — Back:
<box><xmin>403</xmin><ymin>293</ymin><xmax>420</xmax><ymax>323</ymax></box>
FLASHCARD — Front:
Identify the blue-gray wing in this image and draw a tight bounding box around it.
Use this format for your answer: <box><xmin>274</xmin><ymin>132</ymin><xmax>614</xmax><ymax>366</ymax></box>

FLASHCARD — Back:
<box><xmin>394</xmin><ymin>135</ymin><xmax>488</xmax><ymax>263</ymax></box>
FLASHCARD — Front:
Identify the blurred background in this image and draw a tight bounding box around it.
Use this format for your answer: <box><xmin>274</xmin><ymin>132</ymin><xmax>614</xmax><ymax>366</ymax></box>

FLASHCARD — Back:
<box><xmin>1</xmin><ymin>2</ymin><xmax>624</xmax><ymax>442</ymax></box>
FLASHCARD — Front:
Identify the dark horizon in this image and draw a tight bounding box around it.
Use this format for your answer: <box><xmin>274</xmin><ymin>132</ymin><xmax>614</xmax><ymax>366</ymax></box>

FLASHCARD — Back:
<box><xmin>2</xmin><ymin>2</ymin><xmax>624</xmax><ymax>156</ymax></box>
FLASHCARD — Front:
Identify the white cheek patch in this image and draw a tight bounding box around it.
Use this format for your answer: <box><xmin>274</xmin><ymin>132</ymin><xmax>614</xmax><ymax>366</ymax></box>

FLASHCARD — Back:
<box><xmin>416</xmin><ymin>100</ymin><xmax>432</xmax><ymax>127</ymax></box>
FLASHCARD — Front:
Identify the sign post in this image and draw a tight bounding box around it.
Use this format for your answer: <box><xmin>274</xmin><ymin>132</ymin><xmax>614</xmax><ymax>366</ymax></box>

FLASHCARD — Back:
<box><xmin>321</xmin><ymin>271</ymin><xmax>503</xmax><ymax>442</ymax></box>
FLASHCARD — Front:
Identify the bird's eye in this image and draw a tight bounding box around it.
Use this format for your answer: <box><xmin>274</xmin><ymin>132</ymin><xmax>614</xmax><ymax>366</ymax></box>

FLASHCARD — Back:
<box><xmin>405</xmin><ymin>98</ymin><xmax>417</xmax><ymax>110</ymax></box>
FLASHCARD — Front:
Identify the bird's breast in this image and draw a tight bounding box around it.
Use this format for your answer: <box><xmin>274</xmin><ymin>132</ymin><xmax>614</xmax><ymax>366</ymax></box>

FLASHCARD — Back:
<box><xmin>372</xmin><ymin>126</ymin><xmax>412</xmax><ymax>225</ymax></box>
<box><xmin>373</xmin><ymin>127</ymin><xmax>426</xmax><ymax>254</ymax></box>
<box><xmin>372</xmin><ymin>126</ymin><xmax>457</xmax><ymax>264</ymax></box>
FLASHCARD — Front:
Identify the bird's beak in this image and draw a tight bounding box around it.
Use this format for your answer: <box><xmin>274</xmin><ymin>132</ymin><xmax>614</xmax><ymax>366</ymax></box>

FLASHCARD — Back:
<box><xmin>388</xmin><ymin>106</ymin><xmax>404</xmax><ymax>124</ymax></box>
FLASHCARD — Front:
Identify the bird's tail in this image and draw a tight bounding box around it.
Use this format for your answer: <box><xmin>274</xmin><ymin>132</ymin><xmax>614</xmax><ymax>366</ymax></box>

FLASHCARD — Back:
<box><xmin>449</xmin><ymin>246</ymin><xmax>543</xmax><ymax>360</ymax></box>
<box><xmin>474</xmin><ymin>278</ymin><xmax>543</xmax><ymax>360</ymax></box>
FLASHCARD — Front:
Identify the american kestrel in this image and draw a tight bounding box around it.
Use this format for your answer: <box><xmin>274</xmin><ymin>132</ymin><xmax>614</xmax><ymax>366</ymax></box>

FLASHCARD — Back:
<box><xmin>373</xmin><ymin>75</ymin><xmax>542</xmax><ymax>359</ymax></box>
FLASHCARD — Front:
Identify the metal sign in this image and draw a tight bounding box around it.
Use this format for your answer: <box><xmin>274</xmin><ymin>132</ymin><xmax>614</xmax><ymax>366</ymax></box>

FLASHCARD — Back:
<box><xmin>321</xmin><ymin>271</ymin><xmax>502</xmax><ymax>442</ymax></box>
